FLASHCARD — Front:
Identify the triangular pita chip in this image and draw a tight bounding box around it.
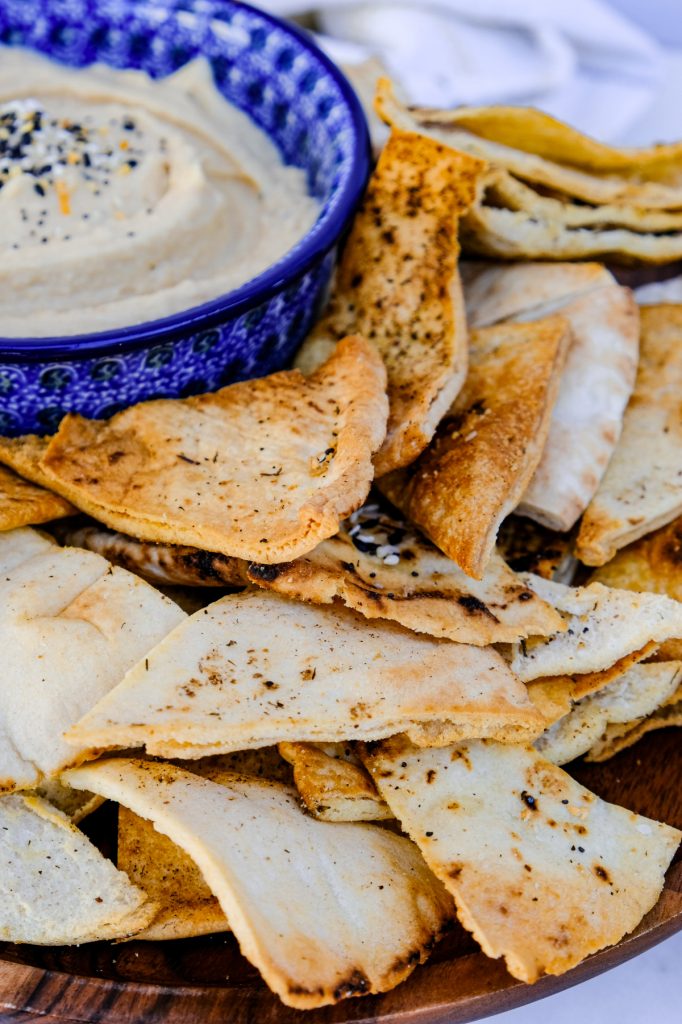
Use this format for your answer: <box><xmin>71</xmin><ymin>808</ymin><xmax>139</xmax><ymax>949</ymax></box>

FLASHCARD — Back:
<box><xmin>375</xmin><ymin>81</ymin><xmax>682</xmax><ymax>209</ymax></box>
<box><xmin>0</xmin><ymin>527</ymin><xmax>185</xmax><ymax>792</ymax></box>
<box><xmin>535</xmin><ymin>661</ymin><xmax>682</xmax><ymax>765</ymax></box>
<box><xmin>462</xmin><ymin>261</ymin><xmax>614</xmax><ymax>329</ymax></box>
<box><xmin>586</xmin><ymin>700</ymin><xmax>682</xmax><ymax>762</ymax></box>
<box><xmin>65</xmin><ymin>590</ymin><xmax>543</xmax><ymax>757</ymax></box>
<box><xmin>380</xmin><ymin>316</ymin><xmax>570</xmax><ymax>578</ymax></box>
<box><xmin>0</xmin><ymin>793</ymin><xmax>155</xmax><ymax>944</ymax></box>
<box><xmin>279</xmin><ymin>742</ymin><xmax>392</xmax><ymax>822</ymax></box>
<box><xmin>53</xmin><ymin>519</ymin><xmax>248</xmax><ymax>587</ymax></box>
<box><xmin>590</xmin><ymin>512</ymin><xmax>682</xmax><ymax>600</ymax></box>
<box><xmin>295</xmin><ymin>129</ymin><xmax>484</xmax><ymax>476</ymax></box>
<box><xmin>65</xmin><ymin>758</ymin><xmax>456</xmax><ymax>1009</ymax></box>
<box><xmin>510</xmin><ymin>574</ymin><xmax>682</xmax><ymax>683</ymax></box>
<box><xmin>578</xmin><ymin>306</ymin><xmax>682</xmax><ymax>565</ymax></box>
<box><xmin>36</xmin><ymin>337</ymin><xmax>388</xmax><ymax>563</ymax></box>
<box><xmin>247</xmin><ymin>498</ymin><xmax>565</xmax><ymax>643</ymax></box>
<box><xmin>359</xmin><ymin>736</ymin><xmax>681</xmax><ymax>983</ymax></box>
<box><xmin>0</xmin><ymin>463</ymin><xmax>75</xmax><ymax>531</ymax></box>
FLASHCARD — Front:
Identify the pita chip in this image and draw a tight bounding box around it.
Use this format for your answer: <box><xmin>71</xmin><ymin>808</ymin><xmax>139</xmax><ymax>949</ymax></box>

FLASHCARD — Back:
<box><xmin>295</xmin><ymin>130</ymin><xmax>484</xmax><ymax>476</ymax></box>
<box><xmin>37</xmin><ymin>337</ymin><xmax>388</xmax><ymax>563</ymax></box>
<box><xmin>66</xmin><ymin>590</ymin><xmax>543</xmax><ymax>757</ymax></box>
<box><xmin>0</xmin><ymin>793</ymin><xmax>155</xmax><ymax>944</ymax></box>
<box><xmin>496</xmin><ymin>516</ymin><xmax>577</xmax><ymax>584</ymax></box>
<box><xmin>359</xmin><ymin>736</ymin><xmax>681</xmax><ymax>983</ymax></box>
<box><xmin>635</xmin><ymin>275</ymin><xmax>682</xmax><ymax>306</ymax></box>
<box><xmin>279</xmin><ymin>742</ymin><xmax>392</xmax><ymax>822</ymax></box>
<box><xmin>462</xmin><ymin>261</ymin><xmax>614</xmax><ymax>329</ymax></box>
<box><xmin>0</xmin><ymin>527</ymin><xmax>185</xmax><ymax>792</ymax></box>
<box><xmin>578</xmin><ymin>306</ymin><xmax>682</xmax><ymax>565</ymax></box>
<box><xmin>586</xmin><ymin>698</ymin><xmax>682</xmax><ymax>762</ymax></box>
<box><xmin>590</xmin><ymin>513</ymin><xmax>682</xmax><ymax>600</ymax></box>
<box><xmin>53</xmin><ymin>519</ymin><xmax>248</xmax><ymax>588</ymax></box>
<box><xmin>65</xmin><ymin>758</ymin><xmax>456</xmax><ymax>1009</ymax></box>
<box><xmin>33</xmin><ymin>778</ymin><xmax>103</xmax><ymax>824</ymax></box>
<box><xmin>375</xmin><ymin>81</ymin><xmax>682</xmax><ymax>210</ymax></box>
<box><xmin>535</xmin><ymin>661</ymin><xmax>682</xmax><ymax>765</ymax></box>
<box><xmin>509</xmin><ymin>574</ymin><xmax>682</xmax><ymax>683</ymax></box>
<box><xmin>380</xmin><ymin>316</ymin><xmax>570</xmax><ymax>579</ymax></box>
<box><xmin>248</xmin><ymin>498</ymin><xmax>565</xmax><ymax>644</ymax></box>
<box><xmin>0</xmin><ymin>463</ymin><xmax>75</xmax><ymax>531</ymax></box>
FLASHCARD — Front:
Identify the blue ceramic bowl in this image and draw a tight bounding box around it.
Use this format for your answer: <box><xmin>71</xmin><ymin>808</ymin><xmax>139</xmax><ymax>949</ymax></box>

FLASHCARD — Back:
<box><xmin>0</xmin><ymin>0</ymin><xmax>370</xmax><ymax>435</ymax></box>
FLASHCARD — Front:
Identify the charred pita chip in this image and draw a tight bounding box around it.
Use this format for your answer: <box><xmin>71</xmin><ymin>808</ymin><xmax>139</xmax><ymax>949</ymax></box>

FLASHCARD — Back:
<box><xmin>578</xmin><ymin>306</ymin><xmax>682</xmax><ymax>565</ymax></box>
<box><xmin>510</xmin><ymin>574</ymin><xmax>682</xmax><ymax>683</ymax></box>
<box><xmin>248</xmin><ymin>498</ymin><xmax>564</xmax><ymax>644</ymax></box>
<box><xmin>0</xmin><ymin>527</ymin><xmax>185</xmax><ymax>792</ymax></box>
<box><xmin>65</xmin><ymin>758</ymin><xmax>456</xmax><ymax>1009</ymax></box>
<box><xmin>380</xmin><ymin>316</ymin><xmax>570</xmax><ymax>579</ymax></box>
<box><xmin>359</xmin><ymin>736</ymin><xmax>681</xmax><ymax>983</ymax></box>
<box><xmin>295</xmin><ymin>130</ymin><xmax>484</xmax><ymax>476</ymax></box>
<box><xmin>0</xmin><ymin>463</ymin><xmax>75</xmax><ymax>531</ymax></box>
<box><xmin>279</xmin><ymin>742</ymin><xmax>392</xmax><ymax>822</ymax></box>
<box><xmin>37</xmin><ymin>337</ymin><xmax>388</xmax><ymax>563</ymax></box>
<box><xmin>53</xmin><ymin>519</ymin><xmax>248</xmax><ymax>587</ymax></box>
<box><xmin>0</xmin><ymin>793</ymin><xmax>155</xmax><ymax>944</ymax></box>
<box><xmin>65</xmin><ymin>590</ymin><xmax>543</xmax><ymax>757</ymax></box>
<box><xmin>535</xmin><ymin>661</ymin><xmax>682</xmax><ymax>765</ymax></box>
<box><xmin>496</xmin><ymin>516</ymin><xmax>577</xmax><ymax>584</ymax></box>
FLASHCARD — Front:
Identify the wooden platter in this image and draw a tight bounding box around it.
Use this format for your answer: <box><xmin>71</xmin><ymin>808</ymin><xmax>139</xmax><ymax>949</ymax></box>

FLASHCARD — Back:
<box><xmin>0</xmin><ymin>726</ymin><xmax>679</xmax><ymax>1024</ymax></box>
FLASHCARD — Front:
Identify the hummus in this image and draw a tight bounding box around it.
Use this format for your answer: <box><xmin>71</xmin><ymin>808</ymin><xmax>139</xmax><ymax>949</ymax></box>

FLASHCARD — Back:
<box><xmin>0</xmin><ymin>49</ymin><xmax>320</xmax><ymax>337</ymax></box>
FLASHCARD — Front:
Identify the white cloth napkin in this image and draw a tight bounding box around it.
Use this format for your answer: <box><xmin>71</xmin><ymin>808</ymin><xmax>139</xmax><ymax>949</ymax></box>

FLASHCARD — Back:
<box><xmin>260</xmin><ymin>0</ymin><xmax>662</xmax><ymax>140</ymax></box>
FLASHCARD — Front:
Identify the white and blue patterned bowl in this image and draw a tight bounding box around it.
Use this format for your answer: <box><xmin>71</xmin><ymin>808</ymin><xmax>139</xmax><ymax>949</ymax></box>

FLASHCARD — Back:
<box><xmin>0</xmin><ymin>0</ymin><xmax>370</xmax><ymax>435</ymax></box>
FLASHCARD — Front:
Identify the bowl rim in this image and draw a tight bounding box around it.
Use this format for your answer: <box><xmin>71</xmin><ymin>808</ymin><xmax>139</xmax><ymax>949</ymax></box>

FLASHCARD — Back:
<box><xmin>0</xmin><ymin>0</ymin><xmax>371</xmax><ymax>361</ymax></box>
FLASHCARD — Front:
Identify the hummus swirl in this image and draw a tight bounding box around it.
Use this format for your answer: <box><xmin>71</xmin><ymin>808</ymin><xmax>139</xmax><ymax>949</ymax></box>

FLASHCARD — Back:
<box><xmin>0</xmin><ymin>50</ymin><xmax>320</xmax><ymax>337</ymax></box>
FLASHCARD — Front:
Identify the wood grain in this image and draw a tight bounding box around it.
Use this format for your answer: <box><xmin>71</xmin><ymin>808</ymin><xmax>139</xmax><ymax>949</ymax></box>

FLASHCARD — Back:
<box><xmin>0</xmin><ymin>728</ymin><xmax>679</xmax><ymax>1024</ymax></box>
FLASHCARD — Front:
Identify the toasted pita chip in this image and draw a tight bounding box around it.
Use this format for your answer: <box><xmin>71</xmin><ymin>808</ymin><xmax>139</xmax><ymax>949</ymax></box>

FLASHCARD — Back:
<box><xmin>380</xmin><ymin>316</ymin><xmax>570</xmax><ymax>579</ymax></box>
<box><xmin>359</xmin><ymin>736</ymin><xmax>681</xmax><ymax>983</ymax></box>
<box><xmin>590</xmin><ymin>513</ymin><xmax>682</xmax><ymax>600</ymax></box>
<box><xmin>535</xmin><ymin>661</ymin><xmax>682</xmax><ymax>765</ymax></box>
<box><xmin>376</xmin><ymin>81</ymin><xmax>682</xmax><ymax>210</ymax></box>
<box><xmin>295</xmin><ymin>130</ymin><xmax>484</xmax><ymax>476</ymax></box>
<box><xmin>528</xmin><ymin>643</ymin><xmax>660</xmax><ymax>713</ymax></box>
<box><xmin>586</xmin><ymin>696</ymin><xmax>682</xmax><ymax>762</ymax></box>
<box><xmin>0</xmin><ymin>793</ymin><xmax>155</xmax><ymax>944</ymax></box>
<box><xmin>36</xmin><ymin>337</ymin><xmax>387</xmax><ymax>563</ymax></box>
<box><xmin>65</xmin><ymin>759</ymin><xmax>456</xmax><ymax>1009</ymax></box>
<box><xmin>510</xmin><ymin>574</ymin><xmax>682</xmax><ymax>683</ymax></box>
<box><xmin>0</xmin><ymin>527</ymin><xmax>185</xmax><ymax>792</ymax></box>
<box><xmin>52</xmin><ymin>520</ymin><xmax>248</xmax><ymax>587</ymax></box>
<box><xmin>462</xmin><ymin>261</ymin><xmax>613</xmax><ymax>329</ymax></box>
<box><xmin>33</xmin><ymin>778</ymin><xmax>104</xmax><ymax>824</ymax></box>
<box><xmin>65</xmin><ymin>590</ymin><xmax>543</xmax><ymax>757</ymax></box>
<box><xmin>248</xmin><ymin>498</ymin><xmax>564</xmax><ymax>644</ymax></box>
<box><xmin>279</xmin><ymin>742</ymin><xmax>392</xmax><ymax>822</ymax></box>
<box><xmin>0</xmin><ymin>463</ymin><xmax>75</xmax><ymax>531</ymax></box>
<box><xmin>496</xmin><ymin>516</ymin><xmax>577</xmax><ymax>584</ymax></box>
<box><xmin>578</xmin><ymin>306</ymin><xmax>682</xmax><ymax>564</ymax></box>
<box><xmin>118</xmin><ymin>805</ymin><xmax>229</xmax><ymax>942</ymax></box>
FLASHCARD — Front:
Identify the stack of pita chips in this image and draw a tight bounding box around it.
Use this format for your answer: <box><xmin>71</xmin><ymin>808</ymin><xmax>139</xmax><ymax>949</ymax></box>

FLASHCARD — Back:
<box><xmin>0</xmin><ymin>112</ymin><xmax>680</xmax><ymax>1012</ymax></box>
<box><xmin>376</xmin><ymin>80</ymin><xmax>682</xmax><ymax>263</ymax></box>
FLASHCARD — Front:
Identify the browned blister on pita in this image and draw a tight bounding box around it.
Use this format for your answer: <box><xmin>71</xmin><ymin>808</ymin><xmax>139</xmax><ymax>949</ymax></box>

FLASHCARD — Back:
<box><xmin>65</xmin><ymin>759</ymin><xmax>456</xmax><ymax>1009</ymax></box>
<box><xmin>0</xmin><ymin>463</ymin><xmax>75</xmax><ymax>531</ymax></box>
<box><xmin>248</xmin><ymin>498</ymin><xmax>565</xmax><ymax>644</ymax></box>
<box><xmin>65</xmin><ymin>590</ymin><xmax>544</xmax><ymax>758</ymax></box>
<box><xmin>279</xmin><ymin>742</ymin><xmax>392</xmax><ymax>822</ymax></box>
<box><xmin>380</xmin><ymin>316</ymin><xmax>570</xmax><ymax>579</ymax></box>
<box><xmin>359</xmin><ymin>736</ymin><xmax>681</xmax><ymax>983</ymax></box>
<box><xmin>37</xmin><ymin>337</ymin><xmax>388</xmax><ymax>563</ymax></box>
<box><xmin>578</xmin><ymin>306</ymin><xmax>682</xmax><ymax>565</ymax></box>
<box><xmin>0</xmin><ymin>794</ymin><xmax>156</xmax><ymax>944</ymax></box>
<box><xmin>296</xmin><ymin>129</ymin><xmax>485</xmax><ymax>476</ymax></box>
